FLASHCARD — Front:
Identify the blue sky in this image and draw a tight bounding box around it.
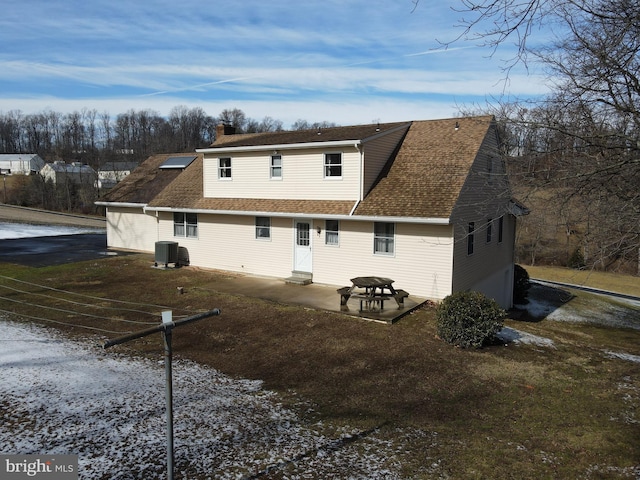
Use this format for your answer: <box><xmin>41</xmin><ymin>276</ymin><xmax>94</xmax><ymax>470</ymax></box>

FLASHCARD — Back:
<box><xmin>0</xmin><ymin>0</ymin><xmax>550</xmax><ymax>128</ymax></box>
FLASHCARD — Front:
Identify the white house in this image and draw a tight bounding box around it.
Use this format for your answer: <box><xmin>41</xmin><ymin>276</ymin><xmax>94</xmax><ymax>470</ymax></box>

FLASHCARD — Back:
<box><xmin>0</xmin><ymin>154</ymin><xmax>46</xmax><ymax>175</ymax></box>
<box><xmin>96</xmin><ymin>161</ymin><xmax>139</xmax><ymax>189</ymax></box>
<box><xmin>40</xmin><ymin>161</ymin><xmax>96</xmax><ymax>186</ymax></box>
<box><xmin>96</xmin><ymin>116</ymin><xmax>528</xmax><ymax>309</ymax></box>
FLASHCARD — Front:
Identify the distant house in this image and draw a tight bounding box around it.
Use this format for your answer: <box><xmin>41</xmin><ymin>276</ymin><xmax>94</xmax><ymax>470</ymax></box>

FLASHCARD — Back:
<box><xmin>40</xmin><ymin>161</ymin><xmax>96</xmax><ymax>186</ymax></box>
<box><xmin>0</xmin><ymin>154</ymin><xmax>46</xmax><ymax>175</ymax></box>
<box><xmin>97</xmin><ymin>161</ymin><xmax>139</xmax><ymax>189</ymax></box>
<box><xmin>97</xmin><ymin>116</ymin><xmax>528</xmax><ymax>309</ymax></box>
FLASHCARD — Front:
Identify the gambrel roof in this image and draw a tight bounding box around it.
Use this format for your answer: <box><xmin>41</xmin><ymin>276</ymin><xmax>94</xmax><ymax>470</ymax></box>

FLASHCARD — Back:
<box><xmin>99</xmin><ymin>116</ymin><xmax>499</xmax><ymax>221</ymax></box>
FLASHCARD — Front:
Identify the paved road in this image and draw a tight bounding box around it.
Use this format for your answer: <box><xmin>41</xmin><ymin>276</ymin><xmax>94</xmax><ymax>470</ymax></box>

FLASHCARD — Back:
<box><xmin>0</xmin><ymin>204</ymin><xmax>106</xmax><ymax>228</ymax></box>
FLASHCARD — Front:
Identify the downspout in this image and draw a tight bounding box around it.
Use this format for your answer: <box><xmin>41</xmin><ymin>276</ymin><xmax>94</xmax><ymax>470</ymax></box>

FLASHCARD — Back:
<box><xmin>350</xmin><ymin>142</ymin><xmax>363</xmax><ymax>216</ymax></box>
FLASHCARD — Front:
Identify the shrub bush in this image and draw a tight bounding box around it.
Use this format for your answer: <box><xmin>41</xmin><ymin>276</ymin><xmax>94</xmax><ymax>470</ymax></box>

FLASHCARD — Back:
<box><xmin>568</xmin><ymin>247</ymin><xmax>586</xmax><ymax>270</ymax></box>
<box><xmin>436</xmin><ymin>291</ymin><xmax>506</xmax><ymax>348</ymax></box>
<box><xmin>513</xmin><ymin>264</ymin><xmax>531</xmax><ymax>304</ymax></box>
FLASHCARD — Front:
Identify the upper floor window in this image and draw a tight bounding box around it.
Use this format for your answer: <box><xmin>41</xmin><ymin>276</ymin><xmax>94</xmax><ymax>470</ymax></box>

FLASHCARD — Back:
<box><xmin>174</xmin><ymin>212</ymin><xmax>198</xmax><ymax>238</ymax></box>
<box><xmin>498</xmin><ymin>216</ymin><xmax>504</xmax><ymax>243</ymax></box>
<box><xmin>218</xmin><ymin>157</ymin><xmax>231</xmax><ymax>179</ymax></box>
<box><xmin>374</xmin><ymin>222</ymin><xmax>395</xmax><ymax>255</ymax></box>
<box><xmin>324</xmin><ymin>153</ymin><xmax>342</xmax><ymax>178</ymax></box>
<box><xmin>486</xmin><ymin>218</ymin><xmax>493</xmax><ymax>243</ymax></box>
<box><xmin>270</xmin><ymin>154</ymin><xmax>282</xmax><ymax>179</ymax></box>
<box><xmin>325</xmin><ymin>220</ymin><xmax>339</xmax><ymax>246</ymax></box>
<box><xmin>467</xmin><ymin>222</ymin><xmax>475</xmax><ymax>255</ymax></box>
<box><xmin>255</xmin><ymin>216</ymin><xmax>271</xmax><ymax>239</ymax></box>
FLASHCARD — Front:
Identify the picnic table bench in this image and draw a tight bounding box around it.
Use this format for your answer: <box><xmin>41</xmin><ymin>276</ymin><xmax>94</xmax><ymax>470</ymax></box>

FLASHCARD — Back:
<box><xmin>337</xmin><ymin>277</ymin><xmax>409</xmax><ymax>311</ymax></box>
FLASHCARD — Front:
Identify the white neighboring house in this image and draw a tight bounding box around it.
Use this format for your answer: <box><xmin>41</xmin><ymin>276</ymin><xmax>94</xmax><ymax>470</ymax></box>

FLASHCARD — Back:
<box><xmin>96</xmin><ymin>161</ymin><xmax>139</xmax><ymax>189</ymax></box>
<box><xmin>96</xmin><ymin>116</ymin><xmax>529</xmax><ymax>309</ymax></box>
<box><xmin>0</xmin><ymin>154</ymin><xmax>46</xmax><ymax>175</ymax></box>
<box><xmin>40</xmin><ymin>161</ymin><xmax>97</xmax><ymax>186</ymax></box>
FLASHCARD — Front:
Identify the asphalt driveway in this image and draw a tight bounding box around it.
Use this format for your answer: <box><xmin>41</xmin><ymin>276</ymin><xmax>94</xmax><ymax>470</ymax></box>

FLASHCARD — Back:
<box><xmin>0</xmin><ymin>233</ymin><xmax>117</xmax><ymax>267</ymax></box>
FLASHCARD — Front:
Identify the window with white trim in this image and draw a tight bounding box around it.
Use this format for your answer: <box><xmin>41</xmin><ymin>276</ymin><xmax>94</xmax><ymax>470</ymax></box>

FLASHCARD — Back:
<box><xmin>218</xmin><ymin>157</ymin><xmax>231</xmax><ymax>179</ymax></box>
<box><xmin>324</xmin><ymin>153</ymin><xmax>342</xmax><ymax>178</ymax></box>
<box><xmin>255</xmin><ymin>216</ymin><xmax>271</xmax><ymax>239</ymax></box>
<box><xmin>325</xmin><ymin>220</ymin><xmax>339</xmax><ymax>245</ymax></box>
<box><xmin>174</xmin><ymin>212</ymin><xmax>198</xmax><ymax>238</ymax></box>
<box><xmin>374</xmin><ymin>222</ymin><xmax>394</xmax><ymax>255</ymax></box>
<box><xmin>270</xmin><ymin>154</ymin><xmax>282</xmax><ymax>179</ymax></box>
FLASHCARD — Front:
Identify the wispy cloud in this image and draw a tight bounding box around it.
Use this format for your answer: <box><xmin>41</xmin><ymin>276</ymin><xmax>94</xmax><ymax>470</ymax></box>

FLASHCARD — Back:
<box><xmin>0</xmin><ymin>0</ymin><xmax>549</xmax><ymax>126</ymax></box>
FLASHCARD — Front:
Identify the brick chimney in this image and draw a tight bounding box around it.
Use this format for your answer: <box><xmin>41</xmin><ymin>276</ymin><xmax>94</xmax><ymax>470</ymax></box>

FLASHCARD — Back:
<box><xmin>216</xmin><ymin>123</ymin><xmax>236</xmax><ymax>138</ymax></box>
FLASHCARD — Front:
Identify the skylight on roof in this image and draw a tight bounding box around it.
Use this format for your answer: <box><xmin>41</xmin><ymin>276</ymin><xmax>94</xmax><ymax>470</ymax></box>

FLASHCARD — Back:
<box><xmin>159</xmin><ymin>156</ymin><xmax>197</xmax><ymax>169</ymax></box>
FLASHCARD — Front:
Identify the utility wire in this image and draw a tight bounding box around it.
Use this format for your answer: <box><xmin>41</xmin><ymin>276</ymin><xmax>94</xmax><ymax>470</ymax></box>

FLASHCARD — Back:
<box><xmin>0</xmin><ymin>308</ymin><xmax>131</xmax><ymax>334</ymax></box>
<box><xmin>0</xmin><ymin>274</ymin><xmax>193</xmax><ymax>315</ymax></box>
<box><xmin>0</xmin><ymin>295</ymin><xmax>157</xmax><ymax>325</ymax></box>
<box><xmin>0</xmin><ymin>283</ymin><xmax>160</xmax><ymax>318</ymax></box>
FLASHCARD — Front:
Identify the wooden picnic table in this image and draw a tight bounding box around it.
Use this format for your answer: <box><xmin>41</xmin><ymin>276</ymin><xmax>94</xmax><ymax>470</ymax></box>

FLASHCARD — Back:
<box><xmin>337</xmin><ymin>276</ymin><xmax>409</xmax><ymax>311</ymax></box>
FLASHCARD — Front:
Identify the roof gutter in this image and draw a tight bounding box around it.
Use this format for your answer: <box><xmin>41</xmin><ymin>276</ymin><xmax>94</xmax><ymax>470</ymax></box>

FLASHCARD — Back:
<box><xmin>95</xmin><ymin>201</ymin><xmax>146</xmax><ymax>208</ymax></box>
<box><xmin>144</xmin><ymin>205</ymin><xmax>450</xmax><ymax>225</ymax></box>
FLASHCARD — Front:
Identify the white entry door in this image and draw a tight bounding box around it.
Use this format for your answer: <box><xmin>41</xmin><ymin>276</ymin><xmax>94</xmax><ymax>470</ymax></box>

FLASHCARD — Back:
<box><xmin>294</xmin><ymin>220</ymin><xmax>312</xmax><ymax>272</ymax></box>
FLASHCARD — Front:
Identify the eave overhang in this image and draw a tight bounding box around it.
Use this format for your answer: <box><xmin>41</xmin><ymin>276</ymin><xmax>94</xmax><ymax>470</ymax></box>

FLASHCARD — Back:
<box><xmin>143</xmin><ymin>205</ymin><xmax>451</xmax><ymax>225</ymax></box>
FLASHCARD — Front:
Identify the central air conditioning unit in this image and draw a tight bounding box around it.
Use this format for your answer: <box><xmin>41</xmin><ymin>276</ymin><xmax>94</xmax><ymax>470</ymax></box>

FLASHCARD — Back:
<box><xmin>154</xmin><ymin>241</ymin><xmax>179</xmax><ymax>268</ymax></box>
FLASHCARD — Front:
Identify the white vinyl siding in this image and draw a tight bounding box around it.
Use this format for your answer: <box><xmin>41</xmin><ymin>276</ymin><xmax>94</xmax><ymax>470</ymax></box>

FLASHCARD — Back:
<box><xmin>313</xmin><ymin>221</ymin><xmax>455</xmax><ymax>302</ymax></box>
<box><xmin>104</xmin><ymin>206</ymin><xmax>159</xmax><ymax>253</ymax></box>
<box><xmin>157</xmin><ymin>213</ymin><xmax>293</xmax><ymax>279</ymax></box>
<box><xmin>203</xmin><ymin>147</ymin><xmax>361</xmax><ymax>200</ymax></box>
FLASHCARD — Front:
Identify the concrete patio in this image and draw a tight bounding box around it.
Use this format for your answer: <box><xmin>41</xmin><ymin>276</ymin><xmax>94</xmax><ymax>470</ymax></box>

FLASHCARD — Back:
<box><xmin>169</xmin><ymin>267</ymin><xmax>427</xmax><ymax>324</ymax></box>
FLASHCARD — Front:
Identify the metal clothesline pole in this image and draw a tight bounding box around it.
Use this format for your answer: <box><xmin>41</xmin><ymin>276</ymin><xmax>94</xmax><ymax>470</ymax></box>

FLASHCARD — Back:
<box><xmin>104</xmin><ymin>308</ymin><xmax>221</xmax><ymax>480</ymax></box>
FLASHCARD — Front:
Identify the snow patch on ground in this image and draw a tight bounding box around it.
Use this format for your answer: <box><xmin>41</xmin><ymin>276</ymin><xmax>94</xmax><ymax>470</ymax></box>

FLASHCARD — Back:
<box><xmin>604</xmin><ymin>351</ymin><xmax>640</xmax><ymax>363</ymax></box>
<box><xmin>0</xmin><ymin>320</ymin><xmax>419</xmax><ymax>479</ymax></box>
<box><xmin>0</xmin><ymin>222</ymin><xmax>104</xmax><ymax>239</ymax></box>
<box><xmin>497</xmin><ymin>327</ymin><xmax>555</xmax><ymax>347</ymax></box>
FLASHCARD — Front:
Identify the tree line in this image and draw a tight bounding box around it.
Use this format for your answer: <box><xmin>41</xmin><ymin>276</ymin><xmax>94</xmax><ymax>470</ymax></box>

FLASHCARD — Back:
<box><xmin>452</xmin><ymin>0</ymin><xmax>640</xmax><ymax>274</ymax></box>
<box><xmin>0</xmin><ymin>106</ymin><xmax>336</xmax><ymax>166</ymax></box>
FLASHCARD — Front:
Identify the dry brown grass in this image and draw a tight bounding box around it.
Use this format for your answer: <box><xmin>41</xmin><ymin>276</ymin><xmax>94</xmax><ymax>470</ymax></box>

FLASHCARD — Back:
<box><xmin>1</xmin><ymin>254</ymin><xmax>639</xmax><ymax>478</ymax></box>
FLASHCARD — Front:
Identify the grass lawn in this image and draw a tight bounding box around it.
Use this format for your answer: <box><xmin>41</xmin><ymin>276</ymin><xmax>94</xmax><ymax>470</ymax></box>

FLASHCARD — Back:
<box><xmin>525</xmin><ymin>264</ymin><xmax>640</xmax><ymax>297</ymax></box>
<box><xmin>1</xmin><ymin>255</ymin><xmax>639</xmax><ymax>478</ymax></box>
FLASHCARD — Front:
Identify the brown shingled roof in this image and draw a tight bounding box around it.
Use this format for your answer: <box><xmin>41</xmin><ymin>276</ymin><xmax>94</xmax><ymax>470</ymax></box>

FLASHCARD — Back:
<box><xmin>354</xmin><ymin>116</ymin><xmax>495</xmax><ymax>219</ymax></box>
<box><xmin>207</xmin><ymin>122</ymin><xmax>409</xmax><ymax>148</ymax></box>
<box><xmin>104</xmin><ymin>116</ymin><xmax>495</xmax><ymax>220</ymax></box>
<box><xmin>99</xmin><ymin>153</ymin><xmax>201</xmax><ymax>204</ymax></box>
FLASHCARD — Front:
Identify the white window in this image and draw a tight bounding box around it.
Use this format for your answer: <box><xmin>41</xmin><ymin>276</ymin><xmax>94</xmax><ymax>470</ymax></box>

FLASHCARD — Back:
<box><xmin>374</xmin><ymin>222</ymin><xmax>394</xmax><ymax>255</ymax></box>
<box><xmin>218</xmin><ymin>157</ymin><xmax>231</xmax><ymax>179</ymax></box>
<box><xmin>270</xmin><ymin>154</ymin><xmax>282</xmax><ymax>179</ymax></box>
<box><xmin>325</xmin><ymin>220</ymin><xmax>339</xmax><ymax>245</ymax></box>
<box><xmin>174</xmin><ymin>212</ymin><xmax>198</xmax><ymax>238</ymax></box>
<box><xmin>255</xmin><ymin>216</ymin><xmax>271</xmax><ymax>239</ymax></box>
<box><xmin>324</xmin><ymin>153</ymin><xmax>342</xmax><ymax>178</ymax></box>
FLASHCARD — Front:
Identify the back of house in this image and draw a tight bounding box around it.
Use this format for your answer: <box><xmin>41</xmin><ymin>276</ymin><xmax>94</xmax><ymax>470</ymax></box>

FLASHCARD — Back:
<box><xmin>97</xmin><ymin>116</ymin><xmax>525</xmax><ymax>309</ymax></box>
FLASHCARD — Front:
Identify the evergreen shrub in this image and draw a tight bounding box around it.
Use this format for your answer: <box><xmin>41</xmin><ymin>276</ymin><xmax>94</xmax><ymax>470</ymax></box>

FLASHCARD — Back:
<box><xmin>436</xmin><ymin>291</ymin><xmax>506</xmax><ymax>348</ymax></box>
